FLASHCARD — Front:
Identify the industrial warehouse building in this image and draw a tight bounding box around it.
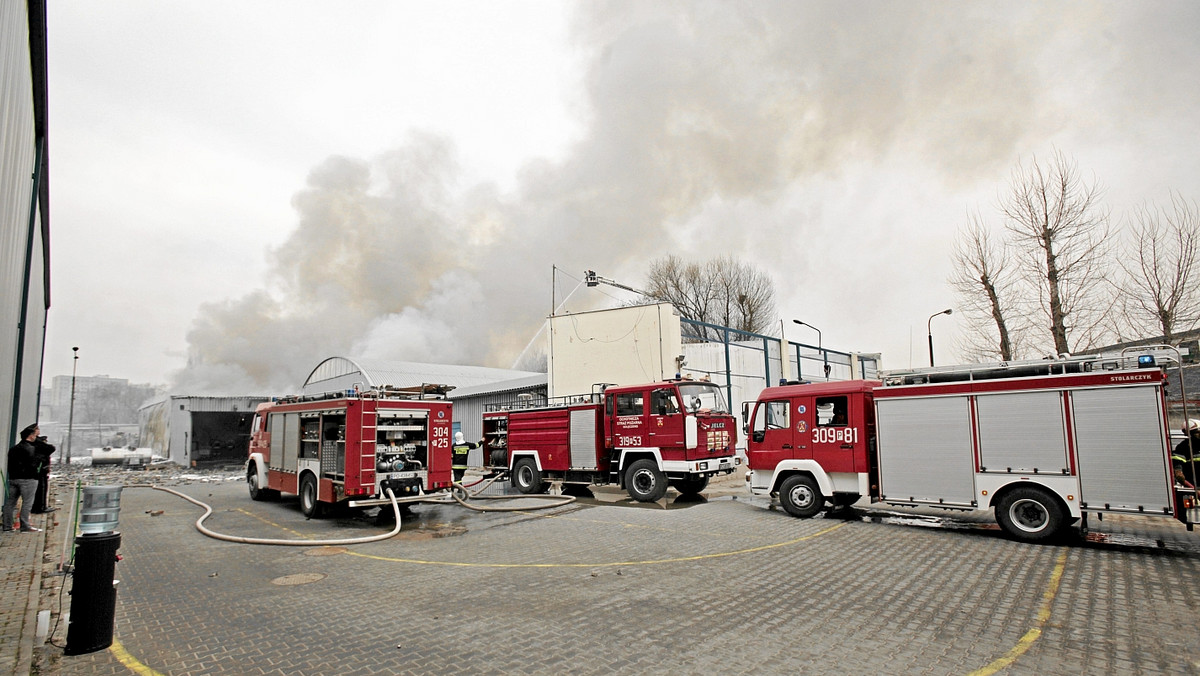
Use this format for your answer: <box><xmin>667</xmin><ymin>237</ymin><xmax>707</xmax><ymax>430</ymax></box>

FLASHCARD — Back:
<box><xmin>0</xmin><ymin>1</ymin><xmax>49</xmax><ymax>456</ymax></box>
<box><xmin>137</xmin><ymin>357</ymin><xmax>546</xmax><ymax>467</ymax></box>
<box><xmin>139</xmin><ymin>395</ymin><xmax>269</xmax><ymax>467</ymax></box>
<box><xmin>301</xmin><ymin>357</ymin><xmax>545</xmax><ymax>457</ymax></box>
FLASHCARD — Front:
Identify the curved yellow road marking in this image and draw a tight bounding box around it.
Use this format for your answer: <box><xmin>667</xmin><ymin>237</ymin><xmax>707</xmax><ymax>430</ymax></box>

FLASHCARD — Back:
<box><xmin>966</xmin><ymin>550</ymin><xmax>1068</xmax><ymax>676</ymax></box>
<box><xmin>110</xmin><ymin>638</ymin><xmax>165</xmax><ymax>676</ymax></box>
<box><xmin>347</xmin><ymin>521</ymin><xmax>848</xmax><ymax>567</ymax></box>
<box><xmin>235</xmin><ymin>508</ymin><xmax>312</xmax><ymax>538</ymax></box>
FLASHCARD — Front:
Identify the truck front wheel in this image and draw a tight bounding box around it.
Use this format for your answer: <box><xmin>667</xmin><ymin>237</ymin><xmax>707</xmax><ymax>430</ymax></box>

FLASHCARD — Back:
<box><xmin>626</xmin><ymin>459</ymin><xmax>668</xmax><ymax>502</ymax></box>
<box><xmin>247</xmin><ymin>464</ymin><xmax>278</xmax><ymax>502</ymax></box>
<box><xmin>995</xmin><ymin>487</ymin><xmax>1065</xmax><ymax>543</ymax></box>
<box><xmin>670</xmin><ymin>475</ymin><xmax>709</xmax><ymax>496</ymax></box>
<box><xmin>300</xmin><ymin>474</ymin><xmax>324</xmax><ymax>518</ymax></box>
<box><xmin>779</xmin><ymin>475</ymin><xmax>824</xmax><ymax>518</ymax></box>
<box><xmin>512</xmin><ymin>458</ymin><xmax>545</xmax><ymax>494</ymax></box>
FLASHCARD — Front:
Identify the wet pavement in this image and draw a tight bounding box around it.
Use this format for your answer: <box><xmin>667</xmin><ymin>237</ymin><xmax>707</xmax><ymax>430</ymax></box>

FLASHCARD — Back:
<box><xmin>20</xmin><ymin>467</ymin><xmax>1200</xmax><ymax>674</ymax></box>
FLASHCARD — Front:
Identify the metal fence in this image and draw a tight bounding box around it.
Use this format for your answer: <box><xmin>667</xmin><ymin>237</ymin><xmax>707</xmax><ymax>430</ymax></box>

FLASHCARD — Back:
<box><xmin>679</xmin><ymin>319</ymin><xmax>879</xmax><ymax>425</ymax></box>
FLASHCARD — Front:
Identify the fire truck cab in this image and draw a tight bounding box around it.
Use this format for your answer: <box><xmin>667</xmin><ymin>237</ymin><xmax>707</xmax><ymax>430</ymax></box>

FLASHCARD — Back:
<box><xmin>745</xmin><ymin>354</ymin><xmax>1199</xmax><ymax>542</ymax></box>
<box><xmin>483</xmin><ymin>379</ymin><xmax>740</xmax><ymax>502</ymax></box>
<box><xmin>246</xmin><ymin>387</ymin><xmax>454</xmax><ymax>517</ymax></box>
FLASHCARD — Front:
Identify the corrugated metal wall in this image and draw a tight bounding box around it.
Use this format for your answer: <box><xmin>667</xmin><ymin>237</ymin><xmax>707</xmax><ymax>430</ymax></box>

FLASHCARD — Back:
<box><xmin>0</xmin><ymin>1</ymin><xmax>44</xmax><ymax>453</ymax></box>
<box><xmin>451</xmin><ymin>386</ymin><xmax>547</xmax><ymax>465</ymax></box>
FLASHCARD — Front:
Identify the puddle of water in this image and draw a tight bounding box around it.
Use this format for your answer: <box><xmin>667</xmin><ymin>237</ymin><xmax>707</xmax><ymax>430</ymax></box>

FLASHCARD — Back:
<box><xmin>571</xmin><ymin>486</ymin><xmax>715</xmax><ymax>510</ymax></box>
<box><xmin>1082</xmin><ymin>531</ymin><xmax>1167</xmax><ymax>549</ymax></box>
<box><xmin>861</xmin><ymin>510</ymin><xmax>1001</xmax><ymax>532</ymax></box>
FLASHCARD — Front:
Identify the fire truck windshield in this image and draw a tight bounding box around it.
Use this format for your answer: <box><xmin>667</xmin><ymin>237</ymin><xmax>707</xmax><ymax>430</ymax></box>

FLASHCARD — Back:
<box><xmin>678</xmin><ymin>383</ymin><xmax>729</xmax><ymax>414</ymax></box>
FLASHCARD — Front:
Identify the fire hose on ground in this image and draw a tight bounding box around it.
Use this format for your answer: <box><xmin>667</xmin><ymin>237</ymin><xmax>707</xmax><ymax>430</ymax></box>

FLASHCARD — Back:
<box><xmin>123</xmin><ymin>473</ymin><xmax>576</xmax><ymax>547</ymax></box>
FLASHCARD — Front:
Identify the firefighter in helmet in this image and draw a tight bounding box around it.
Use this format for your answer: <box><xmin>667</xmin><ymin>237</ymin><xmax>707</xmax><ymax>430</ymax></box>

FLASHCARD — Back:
<box><xmin>452</xmin><ymin>432</ymin><xmax>480</xmax><ymax>483</ymax></box>
<box><xmin>1172</xmin><ymin>419</ymin><xmax>1200</xmax><ymax>489</ymax></box>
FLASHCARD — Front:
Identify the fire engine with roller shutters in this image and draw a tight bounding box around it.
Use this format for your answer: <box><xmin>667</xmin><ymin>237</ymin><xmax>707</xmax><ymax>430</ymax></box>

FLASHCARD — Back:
<box><xmin>245</xmin><ymin>386</ymin><xmax>454</xmax><ymax>517</ymax></box>
<box><xmin>483</xmin><ymin>379</ymin><xmax>740</xmax><ymax>502</ymax></box>
<box><xmin>742</xmin><ymin>351</ymin><xmax>1200</xmax><ymax>542</ymax></box>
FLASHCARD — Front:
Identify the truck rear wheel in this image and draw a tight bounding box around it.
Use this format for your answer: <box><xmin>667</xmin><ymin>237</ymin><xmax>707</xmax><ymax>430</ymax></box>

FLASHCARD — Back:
<box><xmin>512</xmin><ymin>458</ymin><xmax>545</xmax><ymax>494</ymax></box>
<box><xmin>670</xmin><ymin>475</ymin><xmax>709</xmax><ymax>496</ymax></box>
<box><xmin>995</xmin><ymin>486</ymin><xmax>1065</xmax><ymax>542</ymax></box>
<box><xmin>626</xmin><ymin>459</ymin><xmax>668</xmax><ymax>502</ymax></box>
<box><xmin>299</xmin><ymin>474</ymin><xmax>324</xmax><ymax>518</ymax></box>
<box><xmin>779</xmin><ymin>475</ymin><xmax>824</xmax><ymax>518</ymax></box>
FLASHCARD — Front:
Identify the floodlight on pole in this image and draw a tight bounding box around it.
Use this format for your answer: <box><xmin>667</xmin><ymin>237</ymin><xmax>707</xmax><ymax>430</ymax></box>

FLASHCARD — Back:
<box><xmin>927</xmin><ymin>309</ymin><xmax>953</xmax><ymax>367</ymax></box>
<box><xmin>793</xmin><ymin>320</ymin><xmax>830</xmax><ymax>379</ymax></box>
<box><xmin>66</xmin><ymin>346</ymin><xmax>79</xmax><ymax>464</ymax></box>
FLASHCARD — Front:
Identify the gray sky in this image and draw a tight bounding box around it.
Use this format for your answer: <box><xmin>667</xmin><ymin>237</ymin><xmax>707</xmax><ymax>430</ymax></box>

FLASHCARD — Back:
<box><xmin>43</xmin><ymin>1</ymin><xmax>1200</xmax><ymax>393</ymax></box>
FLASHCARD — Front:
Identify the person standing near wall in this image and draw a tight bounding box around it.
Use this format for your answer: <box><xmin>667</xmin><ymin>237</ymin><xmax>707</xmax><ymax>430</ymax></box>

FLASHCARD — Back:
<box><xmin>3</xmin><ymin>424</ymin><xmax>43</xmax><ymax>532</ymax></box>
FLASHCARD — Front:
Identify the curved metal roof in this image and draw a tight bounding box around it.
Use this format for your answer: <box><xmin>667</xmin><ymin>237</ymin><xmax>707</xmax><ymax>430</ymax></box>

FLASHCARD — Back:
<box><xmin>302</xmin><ymin>356</ymin><xmax>541</xmax><ymax>393</ymax></box>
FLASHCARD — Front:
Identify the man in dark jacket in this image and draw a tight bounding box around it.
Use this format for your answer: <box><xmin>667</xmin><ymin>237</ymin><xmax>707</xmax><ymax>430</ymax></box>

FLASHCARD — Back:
<box><xmin>31</xmin><ymin>435</ymin><xmax>55</xmax><ymax>513</ymax></box>
<box><xmin>3</xmin><ymin>424</ymin><xmax>42</xmax><ymax>532</ymax></box>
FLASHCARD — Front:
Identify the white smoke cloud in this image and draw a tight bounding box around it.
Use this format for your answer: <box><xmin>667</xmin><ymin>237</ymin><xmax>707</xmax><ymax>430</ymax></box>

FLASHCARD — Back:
<box><xmin>173</xmin><ymin>1</ymin><xmax>1200</xmax><ymax>393</ymax></box>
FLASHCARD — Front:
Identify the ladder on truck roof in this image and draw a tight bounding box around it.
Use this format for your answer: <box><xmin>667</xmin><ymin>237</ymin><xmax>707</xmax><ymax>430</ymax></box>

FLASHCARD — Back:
<box><xmin>880</xmin><ymin>346</ymin><xmax>1182</xmax><ymax>387</ymax></box>
<box><xmin>274</xmin><ymin>383</ymin><xmax>454</xmax><ymax>404</ymax></box>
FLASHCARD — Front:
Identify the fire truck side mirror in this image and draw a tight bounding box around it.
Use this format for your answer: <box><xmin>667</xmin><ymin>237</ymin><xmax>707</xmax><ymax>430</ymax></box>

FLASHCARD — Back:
<box><xmin>740</xmin><ymin>402</ymin><xmax>751</xmax><ymax>434</ymax></box>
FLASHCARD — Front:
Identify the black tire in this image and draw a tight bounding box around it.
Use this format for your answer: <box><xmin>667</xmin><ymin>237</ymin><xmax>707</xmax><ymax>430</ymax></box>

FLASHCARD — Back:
<box><xmin>299</xmin><ymin>474</ymin><xmax>324</xmax><ymax>518</ymax></box>
<box><xmin>625</xmin><ymin>459</ymin><xmax>668</xmax><ymax>502</ymax></box>
<box><xmin>670</xmin><ymin>475</ymin><xmax>710</xmax><ymax>496</ymax></box>
<box><xmin>779</xmin><ymin>474</ymin><xmax>824</xmax><ymax>518</ymax></box>
<box><xmin>995</xmin><ymin>486</ymin><xmax>1065</xmax><ymax>542</ymax></box>
<box><xmin>511</xmin><ymin>458</ymin><xmax>544</xmax><ymax>494</ymax></box>
<box><xmin>247</xmin><ymin>465</ymin><xmax>278</xmax><ymax>501</ymax></box>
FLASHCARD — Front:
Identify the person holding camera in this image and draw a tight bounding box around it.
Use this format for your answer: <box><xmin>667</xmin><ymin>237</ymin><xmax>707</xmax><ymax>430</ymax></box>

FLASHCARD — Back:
<box><xmin>31</xmin><ymin>434</ymin><xmax>55</xmax><ymax>513</ymax></box>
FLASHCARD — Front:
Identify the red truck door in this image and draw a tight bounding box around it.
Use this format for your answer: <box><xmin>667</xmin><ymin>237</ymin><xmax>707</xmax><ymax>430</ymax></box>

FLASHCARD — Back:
<box><xmin>609</xmin><ymin>389</ymin><xmax>649</xmax><ymax>448</ymax></box>
<box><xmin>648</xmin><ymin>387</ymin><xmax>685</xmax><ymax>449</ymax></box>
<box><xmin>809</xmin><ymin>393</ymin><xmax>861</xmax><ymax>474</ymax></box>
<box><xmin>747</xmin><ymin>398</ymin><xmax>796</xmax><ymax>469</ymax></box>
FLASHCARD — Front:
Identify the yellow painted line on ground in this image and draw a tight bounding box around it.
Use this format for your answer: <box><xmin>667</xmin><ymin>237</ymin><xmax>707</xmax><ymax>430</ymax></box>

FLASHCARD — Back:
<box><xmin>235</xmin><ymin>508</ymin><xmax>313</xmax><ymax>539</ymax></box>
<box><xmin>966</xmin><ymin>550</ymin><xmax>1068</xmax><ymax>676</ymax></box>
<box><xmin>520</xmin><ymin>509</ymin><xmax>769</xmax><ymax>539</ymax></box>
<box><xmin>346</xmin><ymin>521</ymin><xmax>848</xmax><ymax>567</ymax></box>
<box><xmin>110</xmin><ymin>638</ymin><xmax>165</xmax><ymax>676</ymax></box>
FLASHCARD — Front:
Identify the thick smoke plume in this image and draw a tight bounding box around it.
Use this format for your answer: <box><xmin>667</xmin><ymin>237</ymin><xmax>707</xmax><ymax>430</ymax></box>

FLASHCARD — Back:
<box><xmin>174</xmin><ymin>1</ymin><xmax>1200</xmax><ymax>393</ymax></box>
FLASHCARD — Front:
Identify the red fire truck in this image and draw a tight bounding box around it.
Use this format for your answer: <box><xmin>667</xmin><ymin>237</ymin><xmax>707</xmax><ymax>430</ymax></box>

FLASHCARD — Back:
<box><xmin>246</xmin><ymin>387</ymin><xmax>454</xmax><ymax>517</ymax></box>
<box><xmin>743</xmin><ymin>353</ymin><xmax>1200</xmax><ymax>542</ymax></box>
<box><xmin>483</xmin><ymin>379</ymin><xmax>741</xmax><ymax>502</ymax></box>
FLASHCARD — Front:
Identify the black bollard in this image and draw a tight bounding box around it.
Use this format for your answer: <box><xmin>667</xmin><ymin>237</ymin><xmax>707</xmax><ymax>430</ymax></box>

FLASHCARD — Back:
<box><xmin>64</xmin><ymin>532</ymin><xmax>121</xmax><ymax>656</ymax></box>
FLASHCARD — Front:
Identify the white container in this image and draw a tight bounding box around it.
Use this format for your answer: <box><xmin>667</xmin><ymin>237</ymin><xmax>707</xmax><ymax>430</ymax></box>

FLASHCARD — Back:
<box><xmin>79</xmin><ymin>485</ymin><xmax>122</xmax><ymax>535</ymax></box>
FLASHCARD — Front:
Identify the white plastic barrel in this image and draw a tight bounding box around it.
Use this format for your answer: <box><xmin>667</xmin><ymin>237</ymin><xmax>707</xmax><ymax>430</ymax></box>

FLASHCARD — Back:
<box><xmin>79</xmin><ymin>486</ymin><xmax>122</xmax><ymax>535</ymax></box>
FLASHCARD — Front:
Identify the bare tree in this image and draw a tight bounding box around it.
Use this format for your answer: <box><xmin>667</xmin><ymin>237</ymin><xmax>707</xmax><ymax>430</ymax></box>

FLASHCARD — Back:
<box><xmin>950</xmin><ymin>214</ymin><xmax>1023</xmax><ymax>361</ymax></box>
<box><xmin>1001</xmin><ymin>150</ymin><xmax>1112</xmax><ymax>355</ymax></box>
<box><xmin>1119</xmin><ymin>192</ymin><xmax>1200</xmax><ymax>343</ymax></box>
<box><xmin>646</xmin><ymin>255</ymin><xmax>777</xmax><ymax>336</ymax></box>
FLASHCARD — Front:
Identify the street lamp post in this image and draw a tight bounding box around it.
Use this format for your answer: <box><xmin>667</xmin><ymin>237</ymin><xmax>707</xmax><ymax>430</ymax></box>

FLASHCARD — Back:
<box><xmin>927</xmin><ymin>309</ymin><xmax>953</xmax><ymax>367</ymax></box>
<box><xmin>793</xmin><ymin>320</ymin><xmax>830</xmax><ymax>379</ymax></box>
<box><xmin>66</xmin><ymin>346</ymin><xmax>78</xmax><ymax>465</ymax></box>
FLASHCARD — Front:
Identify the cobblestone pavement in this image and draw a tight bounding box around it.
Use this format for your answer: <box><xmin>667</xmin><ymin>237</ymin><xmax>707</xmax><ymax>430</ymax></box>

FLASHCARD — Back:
<box><xmin>0</xmin><ymin>509</ymin><xmax>50</xmax><ymax>676</ymax></box>
<box><xmin>24</xmin><ymin>469</ymin><xmax>1200</xmax><ymax>675</ymax></box>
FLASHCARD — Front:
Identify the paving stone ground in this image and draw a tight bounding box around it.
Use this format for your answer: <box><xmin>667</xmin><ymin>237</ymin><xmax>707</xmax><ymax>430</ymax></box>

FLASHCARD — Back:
<box><xmin>16</xmin><ymin>468</ymin><xmax>1200</xmax><ymax>675</ymax></box>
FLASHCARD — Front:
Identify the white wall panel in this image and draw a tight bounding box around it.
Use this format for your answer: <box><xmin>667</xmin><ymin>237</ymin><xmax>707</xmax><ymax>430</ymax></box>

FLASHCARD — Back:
<box><xmin>0</xmin><ymin>1</ymin><xmax>39</xmax><ymax>448</ymax></box>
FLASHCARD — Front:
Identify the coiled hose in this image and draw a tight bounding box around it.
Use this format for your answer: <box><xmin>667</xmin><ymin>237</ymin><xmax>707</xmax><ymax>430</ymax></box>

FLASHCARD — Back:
<box><xmin>127</xmin><ymin>475</ymin><xmax>575</xmax><ymax>547</ymax></box>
